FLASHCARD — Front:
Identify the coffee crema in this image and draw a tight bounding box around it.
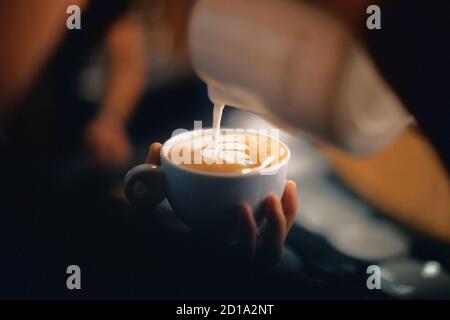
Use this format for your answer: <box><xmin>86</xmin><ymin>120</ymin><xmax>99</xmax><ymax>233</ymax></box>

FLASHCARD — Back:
<box><xmin>167</xmin><ymin>132</ymin><xmax>287</xmax><ymax>174</ymax></box>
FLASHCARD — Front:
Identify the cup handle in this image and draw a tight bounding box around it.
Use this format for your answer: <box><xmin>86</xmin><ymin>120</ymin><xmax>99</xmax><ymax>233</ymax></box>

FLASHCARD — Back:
<box><xmin>123</xmin><ymin>164</ymin><xmax>166</xmax><ymax>208</ymax></box>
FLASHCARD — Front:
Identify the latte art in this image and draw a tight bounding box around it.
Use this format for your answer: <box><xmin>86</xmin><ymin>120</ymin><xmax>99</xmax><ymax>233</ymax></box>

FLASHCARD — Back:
<box><xmin>167</xmin><ymin>131</ymin><xmax>287</xmax><ymax>174</ymax></box>
<box><xmin>200</xmin><ymin>142</ymin><xmax>253</xmax><ymax>166</ymax></box>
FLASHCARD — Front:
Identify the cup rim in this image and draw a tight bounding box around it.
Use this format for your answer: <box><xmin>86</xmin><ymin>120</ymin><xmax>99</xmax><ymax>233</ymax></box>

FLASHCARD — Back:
<box><xmin>160</xmin><ymin>128</ymin><xmax>290</xmax><ymax>177</ymax></box>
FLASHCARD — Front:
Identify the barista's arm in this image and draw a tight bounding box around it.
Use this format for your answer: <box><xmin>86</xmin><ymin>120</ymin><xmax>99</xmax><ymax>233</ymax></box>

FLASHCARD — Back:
<box><xmin>97</xmin><ymin>14</ymin><xmax>146</xmax><ymax>124</ymax></box>
<box><xmin>84</xmin><ymin>15</ymin><xmax>147</xmax><ymax>168</ymax></box>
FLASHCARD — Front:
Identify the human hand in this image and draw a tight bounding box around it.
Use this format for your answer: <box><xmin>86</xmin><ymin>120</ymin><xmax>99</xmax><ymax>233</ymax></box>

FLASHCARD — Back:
<box><xmin>146</xmin><ymin>142</ymin><xmax>298</xmax><ymax>268</ymax></box>
<box><xmin>84</xmin><ymin>115</ymin><xmax>132</xmax><ymax>169</ymax></box>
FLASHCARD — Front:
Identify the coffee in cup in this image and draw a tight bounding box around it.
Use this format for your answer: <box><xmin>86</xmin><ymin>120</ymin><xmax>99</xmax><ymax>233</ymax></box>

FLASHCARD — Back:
<box><xmin>166</xmin><ymin>131</ymin><xmax>288</xmax><ymax>174</ymax></box>
<box><xmin>124</xmin><ymin>128</ymin><xmax>290</xmax><ymax>236</ymax></box>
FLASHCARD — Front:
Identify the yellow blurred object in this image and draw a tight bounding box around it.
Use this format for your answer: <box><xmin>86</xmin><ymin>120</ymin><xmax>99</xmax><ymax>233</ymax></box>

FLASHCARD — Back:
<box><xmin>321</xmin><ymin>128</ymin><xmax>450</xmax><ymax>243</ymax></box>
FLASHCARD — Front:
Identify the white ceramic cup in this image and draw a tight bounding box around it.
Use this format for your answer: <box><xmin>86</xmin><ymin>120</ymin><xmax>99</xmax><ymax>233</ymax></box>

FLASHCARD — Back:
<box><xmin>124</xmin><ymin>129</ymin><xmax>290</xmax><ymax>237</ymax></box>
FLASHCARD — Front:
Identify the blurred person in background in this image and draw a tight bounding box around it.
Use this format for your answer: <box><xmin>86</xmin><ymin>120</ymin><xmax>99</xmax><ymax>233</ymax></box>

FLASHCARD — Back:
<box><xmin>0</xmin><ymin>0</ymin><xmax>152</xmax><ymax>297</ymax></box>
<box><xmin>0</xmin><ymin>0</ymin><xmax>203</xmax><ymax>194</ymax></box>
<box><xmin>0</xmin><ymin>0</ymin><xmax>145</xmax><ymax>169</ymax></box>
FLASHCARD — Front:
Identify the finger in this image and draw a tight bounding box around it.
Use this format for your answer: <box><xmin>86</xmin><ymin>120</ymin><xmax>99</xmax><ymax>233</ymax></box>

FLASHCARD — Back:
<box><xmin>146</xmin><ymin>143</ymin><xmax>162</xmax><ymax>165</ymax></box>
<box><xmin>258</xmin><ymin>194</ymin><xmax>286</xmax><ymax>267</ymax></box>
<box><xmin>282</xmin><ymin>180</ymin><xmax>298</xmax><ymax>232</ymax></box>
<box><xmin>237</xmin><ymin>203</ymin><xmax>257</xmax><ymax>258</ymax></box>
